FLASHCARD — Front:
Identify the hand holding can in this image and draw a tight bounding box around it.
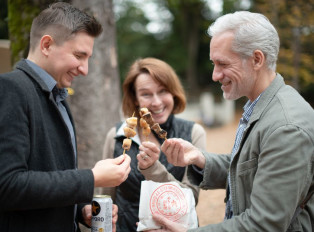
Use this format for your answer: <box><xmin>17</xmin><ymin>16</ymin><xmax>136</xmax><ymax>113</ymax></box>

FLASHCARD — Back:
<box><xmin>91</xmin><ymin>195</ymin><xmax>113</xmax><ymax>232</ymax></box>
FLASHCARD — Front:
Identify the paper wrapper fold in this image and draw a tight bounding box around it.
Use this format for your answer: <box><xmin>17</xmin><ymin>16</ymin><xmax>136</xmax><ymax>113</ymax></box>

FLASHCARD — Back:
<box><xmin>137</xmin><ymin>180</ymin><xmax>198</xmax><ymax>231</ymax></box>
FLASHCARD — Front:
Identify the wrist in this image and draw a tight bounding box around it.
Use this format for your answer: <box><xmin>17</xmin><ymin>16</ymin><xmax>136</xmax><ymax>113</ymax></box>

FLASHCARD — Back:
<box><xmin>193</xmin><ymin>150</ymin><xmax>205</xmax><ymax>169</ymax></box>
<box><xmin>92</xmin><ymin>169</ymin><xmax>99</xmax><ymax>187</ymax></box>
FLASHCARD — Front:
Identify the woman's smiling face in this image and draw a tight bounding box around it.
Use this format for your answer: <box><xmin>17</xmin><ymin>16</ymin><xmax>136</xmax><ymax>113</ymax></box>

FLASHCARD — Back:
<box><xmin>135</xmin><ymin>73</ymin><xmax>174</xmax><ymax>125</ymax></box>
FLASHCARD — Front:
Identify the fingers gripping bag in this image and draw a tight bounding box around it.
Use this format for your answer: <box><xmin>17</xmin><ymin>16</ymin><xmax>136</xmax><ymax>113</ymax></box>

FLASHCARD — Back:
<box><xmin>137</xmin><ymin>180</ymin><xmax>198</xmax><ymax>231</ymax></box>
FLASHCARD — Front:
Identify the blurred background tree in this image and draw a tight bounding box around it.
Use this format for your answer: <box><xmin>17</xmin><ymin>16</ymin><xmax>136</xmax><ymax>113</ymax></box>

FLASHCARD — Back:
<box><xmin>6</xmin><ymin>0</ymin><xmax>71</xmax><ymax>65</ymax></box>
<box><xmin>115</xmin><ymin>0</ymin><xmax>215</xmax><ymax>100</ymax></box>
<box><xmin>2</xmin><ymin>0</ymin><xmax>313</xmax><ymax>104</ymax></box>
<box><xmin>0</xmin><ymin>0</ymin><xmax>8</xmax><ymax>39</ymax></box>
<box><xmin>69</xmin><ymin>0</ymin><xmax>121</xmax><ymax>186</ymax></box>
<box><xmin>0</xmin><ymin>0</ymin><xmax>313</xmax><ymax>230</ymax></box>
<box><xmin>252</xmin><ymin>0</ymin><xmax>314</xmax><ymax>104</ymax></box>
<box><xmin>114</xmin><ymin>0</ymin><xmax>314</xmax><ymax>105</ymax></box>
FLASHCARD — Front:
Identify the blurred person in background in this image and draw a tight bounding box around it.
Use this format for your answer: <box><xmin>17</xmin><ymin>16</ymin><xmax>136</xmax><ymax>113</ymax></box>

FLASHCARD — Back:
<box><xmin>102</xmin><ymin>57</ymin><xmax>207</xmax><ymax>231</ymax></box>
<box><xmin>0</xmin><ymin>3</ymin><xmax>131</xmax><ymax>232</ymax></box>
<box><xmin>146</xmin><ymin>11</ymin><xmax>314</xmax><ymax>232</ymax></box>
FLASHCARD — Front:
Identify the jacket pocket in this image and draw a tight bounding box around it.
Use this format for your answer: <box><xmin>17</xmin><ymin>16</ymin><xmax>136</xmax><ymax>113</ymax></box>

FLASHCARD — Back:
<box><xmin>237</xmin><ymin>158</ymin><xmax>258</xmax><ymax>176</ymax></box>
<box><xmin>286</xmin><ymin>216</ymin><xmax>303</xmax><ymax>232</ymax></box>
<box><xmin>236</xmin><ymin>158</ymin><xmax>258</xmax><ymax>209</ymax></box>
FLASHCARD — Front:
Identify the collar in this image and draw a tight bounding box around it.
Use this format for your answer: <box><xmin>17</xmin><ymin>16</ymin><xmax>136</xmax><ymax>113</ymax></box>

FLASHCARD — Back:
<box><xmin>159</xmin><ymin>114</ymin><xmax>174</xmax><ymax>132</ymax></box>
<box><xmin>26</xmin><ymin>59</ymin><xmax>68</xmax><ymax>101</ymax></box>
<box><xmin>242</xmin><ymin>94</ymin><xmax>262</xmax><ymax>123</ymax></box>
<box><xmin>52</xmin><ymin>86</ymin><xmax>68</xmax><ymax>102</ymax></box>
<box><xmin>249</xmin><ymin>73</ymin><xmax>285</xmax><ymax>123</ymax></box>
<box><xmin>116</xmin><ymin>121</ymin><xmax>141</xmax><ymax>146</ymax></box>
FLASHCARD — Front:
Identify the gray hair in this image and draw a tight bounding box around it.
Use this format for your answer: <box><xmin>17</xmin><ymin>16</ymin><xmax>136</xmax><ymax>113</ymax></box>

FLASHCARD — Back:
<box><xmin>208</xmin><ymin>11</ymin><xmax>279</xmax><ymax>71</ymax></box>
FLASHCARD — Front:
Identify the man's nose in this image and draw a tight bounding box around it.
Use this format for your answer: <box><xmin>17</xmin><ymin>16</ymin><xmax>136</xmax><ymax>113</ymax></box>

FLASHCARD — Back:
<box><xmin>212</xmin><ymin>66</ymin><xmax>223</xmax><ymax>82</ymax></box>
<box><xmin>78</xmin><ymin>60</ymin><xmax>88</xmax><ymax>76</ymax></box>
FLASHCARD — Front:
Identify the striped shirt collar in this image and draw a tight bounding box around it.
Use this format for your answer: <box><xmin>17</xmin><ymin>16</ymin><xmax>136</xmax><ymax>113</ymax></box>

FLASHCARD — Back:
<box><xmin>242</xmin><ymin>94</ymin><xmax>262</xmax><ymax>124</ymax></box>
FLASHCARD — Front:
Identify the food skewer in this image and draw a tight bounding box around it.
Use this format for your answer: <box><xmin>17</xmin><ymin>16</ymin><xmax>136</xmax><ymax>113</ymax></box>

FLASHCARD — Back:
<box><xmin>139</xmin><ymin>108</ymin><xmax>151</xmax><ymax>141</ymax></box>
<box><xmin>139</xmin><ymin>118</ymin><xmax>151</xmax><ymax>141</ymax></box>
<box><xmin>122</xmin><ymin>113</ymin><xmax>137</xmax><ymax>156</ymax></box>
<box><xmin>139</xmin><ymin>107</ymin><xmax>167</xmax><ymax>140</ymax></box>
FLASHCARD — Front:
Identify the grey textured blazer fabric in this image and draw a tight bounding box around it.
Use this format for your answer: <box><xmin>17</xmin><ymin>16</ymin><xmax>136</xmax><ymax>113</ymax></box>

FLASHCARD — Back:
<box><xmin>188</xmin><ymin>74</ymin><xmax>314</xmax><ymax>232</ymax></box>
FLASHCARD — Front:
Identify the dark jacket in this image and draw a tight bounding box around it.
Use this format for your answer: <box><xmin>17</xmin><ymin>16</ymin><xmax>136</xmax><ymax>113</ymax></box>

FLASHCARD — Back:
<box><xmin>0</xmin><ymin>59</ymin><xmax>94</xmax><ymax>232</ymax></box>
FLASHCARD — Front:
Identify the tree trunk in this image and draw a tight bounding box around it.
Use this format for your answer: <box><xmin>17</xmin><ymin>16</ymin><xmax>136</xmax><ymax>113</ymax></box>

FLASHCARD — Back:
<box><xmin>69</xmin><ymin>0</ymin><xmax>121</xmax><ymax>184</ymax></box>
<box><xmin>185</xmin><ymin>12</ymin><xmax>200</xmax><ymax>99</ymax></box>
<box><xmin>69</xmin><ymin>0</ymin><xmax>121</xmax><ymax>230</ymax></box>
<box><xmin>170</xmin><ymin>0</ymin><xmax>203</xmax><ymax>99</ymax></box>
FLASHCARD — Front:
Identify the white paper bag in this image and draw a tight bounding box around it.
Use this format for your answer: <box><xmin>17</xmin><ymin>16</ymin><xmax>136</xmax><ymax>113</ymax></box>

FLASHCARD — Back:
<box><xmin>137</xmin><ymin>180</ymin><xmax>198</xmax><ymax>231</ymax></box>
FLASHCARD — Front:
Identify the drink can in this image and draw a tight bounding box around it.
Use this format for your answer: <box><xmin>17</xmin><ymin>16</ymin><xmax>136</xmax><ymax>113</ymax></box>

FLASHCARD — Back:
<box><xmin>91</xmin><ymin>195</ymin><xmax>112</xmax><ymax>232</ymax></box>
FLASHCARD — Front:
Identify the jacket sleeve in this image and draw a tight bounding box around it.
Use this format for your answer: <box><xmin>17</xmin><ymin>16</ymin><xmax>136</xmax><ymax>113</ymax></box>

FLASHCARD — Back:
<box><xmin>100</xmin><ymin>127</ymin><xmax>117</xmax><ymax>201</ymax></box>
<box><xmin>187</xmin><ymin>123</ymin><xmax>230</xmax><ymax>189</ymax></box>
<box><xmin>188</xmin><ymin>125</ymin><xmax>314</xmax><ymax>232</ymax></box>
<box><xmin>0</xmin><ymin>78</ymin><xmax>95</xmax><ymax>211</ymax></box>
<box><xmin>140</xmin><ymin>123</ymin><xmax>207</xmax><ymax>205</ymax></box>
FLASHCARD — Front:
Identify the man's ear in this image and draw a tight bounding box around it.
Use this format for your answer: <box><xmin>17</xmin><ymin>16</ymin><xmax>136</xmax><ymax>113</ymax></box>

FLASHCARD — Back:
<box><xmin>252</xmin><ymin>49</ymin><xmax>265</xmax><ymax>70</ymax></box>
<box><xmin>40</xmin><ymin>35</ymin><xmax>53</xmax><ymax>56</ymax></box>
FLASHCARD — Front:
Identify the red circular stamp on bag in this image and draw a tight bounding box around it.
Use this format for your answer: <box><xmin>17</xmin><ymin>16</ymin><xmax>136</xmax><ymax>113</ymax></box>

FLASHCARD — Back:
<box><xmin>150</xmin><ymin>184</ymin><xmax>188</xmax><ymax>221</ymax></box>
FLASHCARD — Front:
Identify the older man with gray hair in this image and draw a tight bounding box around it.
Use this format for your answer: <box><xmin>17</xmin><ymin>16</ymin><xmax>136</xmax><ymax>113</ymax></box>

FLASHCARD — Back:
<box><xmin>148</xmin><ymin>11</ymin><xmax>314</xmax><ymax>232</ymax></box>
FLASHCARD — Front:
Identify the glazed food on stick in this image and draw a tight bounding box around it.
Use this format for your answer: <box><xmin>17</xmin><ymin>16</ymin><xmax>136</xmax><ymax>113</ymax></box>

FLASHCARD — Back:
<box><xmin>139</xmin><ymin>108</ymin><xmax>151</xmax><ymax>140</ymax></box>
<box><xmin>140</xmin><ymin>118</ymin><xmax>151</xmax><ymax>138</ymax></box>
<box><xmin>151</xmin><ymin>123</ymin><xmax>167</xmax><ymax>139</ymax></box>
<box><xmin>139</xmin><ymin>107</ymin><xmax>167</xmax><ymax>140</ymax></box>
<box><xmin>122</xmin><ymin>115</ymin><xmax>137</xmax><ymax>152</ymax></box>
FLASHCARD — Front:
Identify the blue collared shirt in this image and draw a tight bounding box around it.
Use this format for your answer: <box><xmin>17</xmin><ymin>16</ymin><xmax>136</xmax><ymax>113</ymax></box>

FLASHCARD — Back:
<box><xmin>26</xmin><ymin>59</ymin><xmax>78</xmax><ymax>231</ymax></box>
<box><xmin>225</xmin><ymin>94</ymin><xmax>262</xmax><ymax>219</ymax></box>
<box><xmin>25</xmin><ymin>59</ymin><xmax>77</xmax><ymax>161</ymax></box>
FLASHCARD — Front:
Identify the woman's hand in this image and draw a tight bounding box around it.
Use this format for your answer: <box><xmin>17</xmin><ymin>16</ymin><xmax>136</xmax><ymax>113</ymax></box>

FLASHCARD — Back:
<box><xmin>137</xmin><ymin>141</ymin><xmax>160</xmax><ymax>169</ymax></box>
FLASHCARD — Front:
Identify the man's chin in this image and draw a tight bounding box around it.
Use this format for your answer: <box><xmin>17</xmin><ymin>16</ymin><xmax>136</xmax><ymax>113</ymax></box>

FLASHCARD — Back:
<box><xmin>223</xmin><ymin>93</ymin><xmax>238</xmax><ymax>101</ymax></box>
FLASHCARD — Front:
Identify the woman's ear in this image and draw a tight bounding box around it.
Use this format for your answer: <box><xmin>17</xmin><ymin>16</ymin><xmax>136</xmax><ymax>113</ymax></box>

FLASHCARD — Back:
<box><xmin>40</xmin><ymin>35</ymin><xmax>53</xmax><ymax>56</ymax></box>
<box><xmin>134</xmin><ymin>98</ymin><xmax>139</xmax><ymax>107</ymax></box>
<box><xmin>252</xmin><ymin>49</ymin><xmax>265</xmax><ymax>70</ymax></box>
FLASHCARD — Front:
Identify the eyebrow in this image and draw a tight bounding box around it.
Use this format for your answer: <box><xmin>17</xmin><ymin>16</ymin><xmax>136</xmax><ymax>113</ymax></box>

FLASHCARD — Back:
<box><xmin>136</xmin><ymin>86</ymin><xmax>150</xmax><ymax>91</ymax></box>
<box><xmin>137</xmin><ymin>85</ymin><xmax>164</xmax><ymax>92</ymax></box>
<box><xmin>211</xmin><ymin>58</ymin><xmax>228</xmax><ymax>63</ymax></box>
<box><xmin>74</xmin><ymin>51</ymin><xmax>91</xmax><ymax>58</ymax></box>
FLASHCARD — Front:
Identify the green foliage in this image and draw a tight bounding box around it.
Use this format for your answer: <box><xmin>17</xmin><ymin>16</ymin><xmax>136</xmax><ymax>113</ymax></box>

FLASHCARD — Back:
<box><xmin>4</xmin><ymin>0</ymin><xmax>313</xmax><ymax>103</ymax></box>
<box><xmin>0</xmin><ymin>0</ymin><xmax>9</xmax><ymax>39</ymax></box>
<box><xmin>115</xmin><ymin>1</ymin><xmax>161</xmax><ymax>82</ymax></box>
<box><xmin>7</xmin><ymin>0</ymin><xmax>71</xmax><ymax>66</ymax></box>
<box><xmin>116</xmin><ymin>0</ymin><xmax>214</xmax><ymax>98</ymax></box>
<box><xmin>252</xmin><ymin>0</ymin><xmax>314</xmax><ymax>104</ymax></box>
<box><xmin>8</xmin><ymin>0</ymin><xmax>40</xmax><ymax>65</ymax></box>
